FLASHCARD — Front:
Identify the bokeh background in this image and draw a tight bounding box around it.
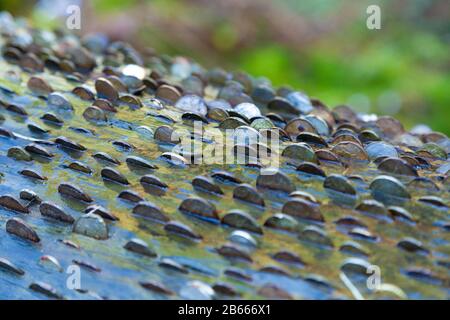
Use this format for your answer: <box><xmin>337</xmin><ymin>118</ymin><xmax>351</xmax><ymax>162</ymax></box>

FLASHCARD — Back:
<box><xmin>1</xmin><ymin>0</ymin><xmax>449</xmax><ymax>134</ymax></box>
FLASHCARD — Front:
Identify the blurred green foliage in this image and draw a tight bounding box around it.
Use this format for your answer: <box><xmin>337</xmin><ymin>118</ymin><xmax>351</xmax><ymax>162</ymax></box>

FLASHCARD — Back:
<box><xmin>1</xmin><ymin>0</ymin><xmax>449</xmax><ymax>134</ymax></box>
